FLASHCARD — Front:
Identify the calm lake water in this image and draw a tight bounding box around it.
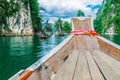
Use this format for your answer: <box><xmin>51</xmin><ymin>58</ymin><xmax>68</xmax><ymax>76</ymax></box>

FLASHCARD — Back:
<box><xmin>102</xmin><ymin>35</ymin><xmax>120</xmax><ymax>45</ymax></box>
<box><xmin>0</xmin><ymin>35</ymin><xmax>69</xmax><ymax>80</ymax></box>
<box><xmin>0</xmin><ymin>34</ymin><xmax>120</xmax><ymax>80</ymax></box>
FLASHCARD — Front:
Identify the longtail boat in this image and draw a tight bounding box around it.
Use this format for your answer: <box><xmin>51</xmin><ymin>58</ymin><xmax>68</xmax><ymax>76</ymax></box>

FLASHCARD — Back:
<box><xmin>9</xmin><ymin>17</ymin><xmax>120</xmax><ymax>80</ymax></box>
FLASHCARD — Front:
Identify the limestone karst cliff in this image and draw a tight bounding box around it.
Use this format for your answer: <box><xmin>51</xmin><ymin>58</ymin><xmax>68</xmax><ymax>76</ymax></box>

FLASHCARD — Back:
<box><xmin>0</xmin><ymin>0</ymin><xmax>41</xmax><ymax>36</ymax></box>
<box><xmin>94</xmin><ymin>0</ymin><xmax>120</xmax><ymax>35</ymax></box>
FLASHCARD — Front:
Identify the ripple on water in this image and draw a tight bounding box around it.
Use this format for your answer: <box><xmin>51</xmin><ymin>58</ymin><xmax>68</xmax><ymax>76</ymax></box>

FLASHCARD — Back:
<box><xmin>0</xmin><ymin>35</ymin><xmax>69</xmax><ymax>80</ymax></box>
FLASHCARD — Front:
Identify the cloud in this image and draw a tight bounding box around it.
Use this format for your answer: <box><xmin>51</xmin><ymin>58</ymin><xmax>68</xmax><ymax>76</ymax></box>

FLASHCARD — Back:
<box><xmin>38</xmin><ymin>0</ymin><xmax>103</xmax><ymax>22</ymax></box>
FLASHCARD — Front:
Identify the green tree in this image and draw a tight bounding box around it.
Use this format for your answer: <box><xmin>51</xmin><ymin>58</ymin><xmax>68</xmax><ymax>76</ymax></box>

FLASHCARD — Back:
<box><xmin>54</xmin><ymin>18</ymin><xmax>63</xmax><ymax>32</ymax></box>
<box><xmin>44</xmin><ymin>20</ymin><xmax>52</xmax><ymax>33</ymax></box>
<box><xmin>114</xmin><ymin>15</ymin><xmax>120</xmax><ymax>33</ymax></box>
<box><xmin>77</xmin><ymin>10</ymin><xmax>84</xmax><ymax>17</ymax></box>
<box><xmin>94</xmin><ymin>17</ymin><xmax>103</xmax><ymax>34</ymax></box>
<box><xmin>94</xmin><ymin>0</ymin><xmax>120</xmax><ymax>34</ymax></box>
<box><xmin>29</xmin><ymin>0</ymin><xmax>42</xmax><ymax>32</ymax></box>
<box><xmin>0</xmin><ymin>0</ymin><xmax>20</xmax><ymax>29</ymax></box>
<box><xmin>63</xmin><ymin>21</ymin><xmax>71</xmax><ymax>33</ymax></box>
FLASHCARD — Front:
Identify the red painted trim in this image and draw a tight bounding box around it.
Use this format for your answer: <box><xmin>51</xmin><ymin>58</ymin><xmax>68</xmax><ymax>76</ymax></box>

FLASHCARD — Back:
<box><xmin>18</xmin><ymin>70</ymin><xmax>33</xmax><ymax>80</ymax></box>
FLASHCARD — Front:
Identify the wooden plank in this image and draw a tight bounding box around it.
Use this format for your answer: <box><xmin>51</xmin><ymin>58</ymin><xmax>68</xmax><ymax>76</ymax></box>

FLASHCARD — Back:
<box><xmin>92</xmin><ymin>51</ymin><xmax>120</xmax><ymax>80</ymax></box>
<box><xmin>75</xmin><ymin>35</ymin><xmax>99</xmax><ymax>51</ymax></box>
<box><xmin>72</xmin><ymin>18</ymin><xmax>92</xmax><ymax>30</ymax></box>
<box><xmin>73</xmin><ymin>51</ymin><xmax>91</xmax><ymax>80</ymax></box>
<box><xmin>85</xmin><ymin>51</ymin><xmax>105</xmax><ymax>80</ymax></box>
<box><xmin>53</xmin><ymin>50</ymin><xmax>79</xmax><ymax>80</ymax></box>
<box><xmin>94</xmin><ymin>50</ymin><xmax>120</xmax><ymax>75</ymax></box>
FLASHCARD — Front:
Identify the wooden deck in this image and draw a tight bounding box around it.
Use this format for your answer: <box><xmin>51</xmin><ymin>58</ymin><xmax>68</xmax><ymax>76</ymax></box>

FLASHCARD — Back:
<box><xmin>9</xmin><ymin>17</ymin><xmax>120</xmax><ymax>80</ymax></box>
<box><xmin>53</xmin><ymin>50</ymin><xmax>120</xmax><ymax>80</ymax></box>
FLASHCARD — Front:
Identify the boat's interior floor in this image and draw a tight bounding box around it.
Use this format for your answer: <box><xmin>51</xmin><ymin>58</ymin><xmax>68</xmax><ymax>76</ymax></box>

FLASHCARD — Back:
<box><xmin>53</xmin><ymin>50</ymin><xmax>120</xmax><ymax>80</ymax></box>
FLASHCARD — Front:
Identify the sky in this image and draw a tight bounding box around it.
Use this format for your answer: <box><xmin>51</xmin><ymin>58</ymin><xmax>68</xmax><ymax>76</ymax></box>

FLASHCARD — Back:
<box><xmin>38</xmin><ymin>0</ymin><xmax>103</xmax><ymax>23</ymax></box>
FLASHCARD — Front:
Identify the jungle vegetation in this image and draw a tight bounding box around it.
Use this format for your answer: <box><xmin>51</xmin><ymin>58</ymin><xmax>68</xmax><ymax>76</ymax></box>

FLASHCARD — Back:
<box><xmin>94</xmin><ymin>0</ymin><xmax>120</xmax><ymax>34</ymax></box>
<box><xmin>54</xmin><ymin>18</ymin><xmax>71</xmax><ymax>33</ymax></box>
<box><xmin>0</xmin><ymin>0</ymin><xmax>42</xmax><ymax>32</ymax></box>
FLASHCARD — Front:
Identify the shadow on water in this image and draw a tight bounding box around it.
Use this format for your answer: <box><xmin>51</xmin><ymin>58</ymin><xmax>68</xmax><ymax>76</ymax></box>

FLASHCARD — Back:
<box><xmin>0</xmin><ymin>34</ymin><xmax>69</xmax><ymax>80</ymax></box>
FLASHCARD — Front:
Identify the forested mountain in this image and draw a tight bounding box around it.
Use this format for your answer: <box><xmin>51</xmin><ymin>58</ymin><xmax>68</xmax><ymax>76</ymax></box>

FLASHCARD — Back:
<box><xmin>94</xmin><ymin>0</ymin><xmax>120</xmax><ymax>34</ymax></box>
<box><xmin>0</xmin><ymin>0</ymin><xmax>41</xmax><ymax>36</ymax></box>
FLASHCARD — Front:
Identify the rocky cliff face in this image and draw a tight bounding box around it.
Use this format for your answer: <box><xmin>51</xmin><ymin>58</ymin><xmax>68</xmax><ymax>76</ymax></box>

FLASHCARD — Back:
<box><xmin>94</xmin><ymin>0</ymin><xmax>120</xmax><ymax>34</ymax></box>
<box><xmin>0</xmin><ymin>0</ymin><xmax>33</xmax><ymax>36</ymax></box>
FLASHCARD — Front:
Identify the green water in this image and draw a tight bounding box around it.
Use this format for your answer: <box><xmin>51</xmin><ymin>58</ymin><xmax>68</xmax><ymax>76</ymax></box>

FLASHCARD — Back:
<box><xmin>0</xmin><ymin>35</ymin><xmax>68</xmax><ymax>80</ymax></box>
<box><xmin>0</xmin><ymin>34</ymin><xmax>120</xmax><ymax>80</ymax></box>
<box><xmin>102</xmin><ymin>35</ymin><xmax>120</xmax><ymax>45</ymax></box>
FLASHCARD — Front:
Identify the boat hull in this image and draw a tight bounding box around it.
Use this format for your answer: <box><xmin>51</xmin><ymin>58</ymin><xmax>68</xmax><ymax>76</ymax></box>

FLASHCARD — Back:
<box><xmin>9</xmin><ymin>17</ymin><xmax>120</xmax><ymax>80</ymax></box>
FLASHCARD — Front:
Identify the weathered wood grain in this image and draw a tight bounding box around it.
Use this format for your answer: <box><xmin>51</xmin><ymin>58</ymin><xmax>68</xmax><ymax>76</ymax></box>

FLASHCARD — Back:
<box><xmin>73</xmin><ymin>51</ymin><xmax>91</xmax><ymax>80</ymax></box>
<box><xmin>97</xmin><ymin>37</ymin><xmax>120</xmax><ymax>61</ymax></box>
<box><xmin>53</xmin><ymin>50</ymin><xmax>78</xmax><ymax>80</ymax></box>
<box><xmin>85</xmin><ymin>51</ymin><xmax>105</xmax><ymax>80</ymax></box>
<box><xmin>94</xmin><ymin>50</ymin><xmax>120</xmax><ymax>75</ymax></box>
<box><xmin>92</xmin><ymin>51</ymin><xmax>120</xmax><ymax>80</ymax></box>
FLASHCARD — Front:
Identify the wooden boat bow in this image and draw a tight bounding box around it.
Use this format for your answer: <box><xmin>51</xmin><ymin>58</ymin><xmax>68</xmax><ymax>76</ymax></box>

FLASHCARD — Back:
<box><xmin>9</xmin><ymin>17</ymin><xmax>120</xmax><ymax>80</ymax></box>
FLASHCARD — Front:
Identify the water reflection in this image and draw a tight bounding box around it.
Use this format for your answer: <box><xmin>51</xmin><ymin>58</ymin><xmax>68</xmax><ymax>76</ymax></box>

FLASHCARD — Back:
<box><xmin>108</xmin><ymin>35</ymin><xmax>114</xmax><ymax>41</ymax></box>
<box><xmin>9</xmin><ymin>37</ymin><xmax>33</xmax><ymax>56</ymax></box>
<box><xmin>102</xmin><ymin>34</ymin><xmax>120</xmax><ymax>45</ymax></box>
<box><xmin>0</xmin><ymin>35</ymin><xmax>69</xmax><ymax>80</ymax></box>
<box><xmin>37</xmin><ymin>35</ymin><xmax>67</xmax><ymax>57</ymax></box>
